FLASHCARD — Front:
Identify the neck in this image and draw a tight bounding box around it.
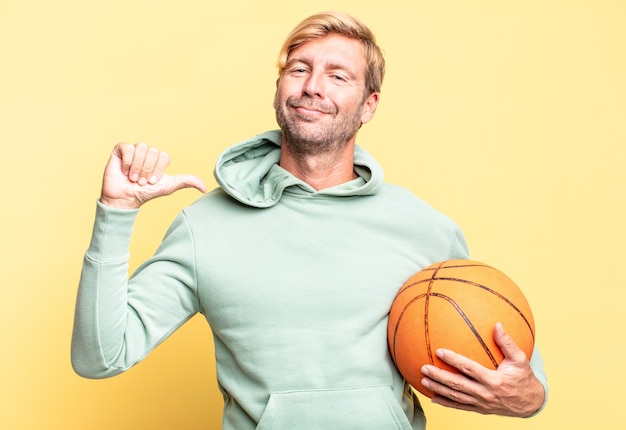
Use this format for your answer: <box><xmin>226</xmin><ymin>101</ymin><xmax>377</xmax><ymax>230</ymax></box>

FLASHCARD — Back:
<box><xmin>279</xmin><ymin>140</ymin><xmax>358</xmax><ymax>190</ymax></box>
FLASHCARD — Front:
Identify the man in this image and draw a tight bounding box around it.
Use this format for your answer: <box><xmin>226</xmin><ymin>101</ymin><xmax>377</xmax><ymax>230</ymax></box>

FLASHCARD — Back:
<box><xmin>72</xmin><ymin>11</ymin><xmax>547</xmax><ymax>429</ymax></box>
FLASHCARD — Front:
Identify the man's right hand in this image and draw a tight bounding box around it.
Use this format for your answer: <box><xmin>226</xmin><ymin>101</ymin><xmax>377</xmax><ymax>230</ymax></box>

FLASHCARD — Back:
<box><xmin>99</xmin><ymin>142</ymin><xmax>207</xmax><ymax>209</ymax></box>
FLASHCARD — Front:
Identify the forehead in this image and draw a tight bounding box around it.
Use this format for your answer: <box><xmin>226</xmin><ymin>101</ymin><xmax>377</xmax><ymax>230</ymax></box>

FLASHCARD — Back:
<box><xmin>288</xmin><ymin>34</ymin><xmax>367</xmax><ymax>77</ymax></box>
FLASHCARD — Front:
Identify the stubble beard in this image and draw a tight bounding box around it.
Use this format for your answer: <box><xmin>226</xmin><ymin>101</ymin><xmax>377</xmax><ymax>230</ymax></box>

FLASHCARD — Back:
<box><xmin>275</xmin><ymin>94</ymin><xmax>364</xmax><ymax>158</ymax></box>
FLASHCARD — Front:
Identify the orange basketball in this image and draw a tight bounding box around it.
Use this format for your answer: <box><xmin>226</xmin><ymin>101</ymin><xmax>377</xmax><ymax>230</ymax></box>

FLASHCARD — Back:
<box><xmin>387</xmin><ymin>259</ymin><xmax>535</xmax><ymax>398</ymax></box>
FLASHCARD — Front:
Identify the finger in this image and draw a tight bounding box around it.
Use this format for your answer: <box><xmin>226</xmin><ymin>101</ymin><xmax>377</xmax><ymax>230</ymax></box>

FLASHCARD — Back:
<box><xmin>431</xmin><ymin>394</ymin><xmax>480</xmax><ymax>413</ymax></box>
<box><xmin>494</xmin><ymin>322</ymin><xmax>527</xmax><ymax>364</ymax></box>
<box><xmin>137</xmin><ymin>146</ymin><xmax>161</xmax><ymax>185</ymax></box>
<box><xmin>422</xmin><ymin>362</ymin><xmax>482</xmax><ymax>393</ymax></box>
<box><xmin>126</xmin><ymin>173</ymin><xmax>206</xmax><ymax>206</ymax></box>
<box><xmin>148</xmin><ymin>151</ymin><xmax>171</xmax><ymax>184</ymax></box>
<box><xmin>113</xmin><ymin>143</ymin><xmax>135</xmax><ymax>176</ymax></box>
<box><xmin>168</xmin><ymin>174</ymin><xmax>207</xmax><ymax>194</ymax></box>
<box><xmin>421</xmin><ymin>367</ymin><xmax>480</xmax><ymax>406</ymax></box>
<box><xmin>434</xmin><ymin>348</ymin><xmax>489</xmax><ymax>382</ymax></box>
<box><xmin>128</xmin><ymin>142</ymin><xmax>149</xmax><ymax>183</ymax></box>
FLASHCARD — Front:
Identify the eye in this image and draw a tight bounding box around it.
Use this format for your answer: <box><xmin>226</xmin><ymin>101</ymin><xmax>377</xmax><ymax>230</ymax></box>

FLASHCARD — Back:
<box><xmin>331</xmin><ymin>73</ymin><xmax>349</xmax><ymax>84</ymax></box>
<box><xmin>287</xmin><ymin>65</ymin><xmax>309</xmax><ymax>75</ymax></box>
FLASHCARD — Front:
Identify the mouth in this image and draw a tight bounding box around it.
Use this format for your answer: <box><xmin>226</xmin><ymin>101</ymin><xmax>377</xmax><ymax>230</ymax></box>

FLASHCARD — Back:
<box><xmin>294</xmin><ymin>106</ymin><xmax>327</xmax><ymax>117</ymax></box>
<box><xmin>287</xmin><ymin>99</ymin><xmax>335</xmax><ymax>116</ymax></box>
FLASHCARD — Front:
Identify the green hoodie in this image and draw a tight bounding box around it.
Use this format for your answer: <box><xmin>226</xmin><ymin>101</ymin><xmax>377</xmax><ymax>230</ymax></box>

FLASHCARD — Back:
<box><xmin>72</xmin><ymin>130</ymin><xmax>546</xmax><ymax>429</ymax></box>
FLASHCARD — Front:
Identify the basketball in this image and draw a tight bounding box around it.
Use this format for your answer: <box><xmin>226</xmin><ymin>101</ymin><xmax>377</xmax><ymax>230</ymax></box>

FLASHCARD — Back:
<box><xmin>387</xmin><ymin>259</ymin><xmax>535</xmax><ymax>398</ymax></box>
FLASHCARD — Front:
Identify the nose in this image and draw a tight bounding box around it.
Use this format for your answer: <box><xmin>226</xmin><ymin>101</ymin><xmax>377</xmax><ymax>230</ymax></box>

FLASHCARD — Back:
<box><xmin>302</xmin><ymin>70</ymin><xmax>325</xmax><ymax>98</ymax></box>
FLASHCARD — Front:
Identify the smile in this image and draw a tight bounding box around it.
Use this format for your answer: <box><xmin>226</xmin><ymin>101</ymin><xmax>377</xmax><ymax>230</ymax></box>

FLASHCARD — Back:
<box><xmin>295</xmin><ymin>106</ymin><xmax>328</xmax><ymax>116</ymax></box>
<box><xmin>287</xmin><ymin>98</ymin><xmax>336</xmax><ymax>116</ymax></box>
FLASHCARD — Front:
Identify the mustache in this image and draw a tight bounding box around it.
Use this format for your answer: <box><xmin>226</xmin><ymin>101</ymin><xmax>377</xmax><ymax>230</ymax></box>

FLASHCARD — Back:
<box><xmin>286</xmin><ymin>97</ymin><xmax>336</xmax><ymax>115</ymax></box>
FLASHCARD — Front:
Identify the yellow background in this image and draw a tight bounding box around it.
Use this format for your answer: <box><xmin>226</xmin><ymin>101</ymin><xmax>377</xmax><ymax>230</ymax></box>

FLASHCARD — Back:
<box><xmin>1</xmin><ymin>0</ymin><xmax>624</xmax><ymax>428</ymax></box>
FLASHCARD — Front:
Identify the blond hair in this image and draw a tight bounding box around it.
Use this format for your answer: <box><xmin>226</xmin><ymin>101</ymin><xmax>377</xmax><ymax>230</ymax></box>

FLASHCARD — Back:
<box><xmin>277</xmin><ymin>11</ymin><xmax>385</xmax><ymax>95</ymax></box>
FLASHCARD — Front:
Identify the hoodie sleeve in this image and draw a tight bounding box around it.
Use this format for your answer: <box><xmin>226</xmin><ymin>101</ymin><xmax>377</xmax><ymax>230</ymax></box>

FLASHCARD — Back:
<box><xmin>528</xmin><ymin>346</ymin><xmax>549</xmax><ymax>416</ymax></box>
<box><xmin>71</xmin><ymin>201</ymin><xmax>201</xmax><ymax>378</ymax></box>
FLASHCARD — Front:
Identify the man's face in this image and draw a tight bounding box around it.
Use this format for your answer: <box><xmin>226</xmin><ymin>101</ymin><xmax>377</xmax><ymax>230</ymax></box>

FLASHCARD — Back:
<box><xmin>274</xmin><ymin>34</ymin><xmax>379</xmax><ymax>156</ymax></box>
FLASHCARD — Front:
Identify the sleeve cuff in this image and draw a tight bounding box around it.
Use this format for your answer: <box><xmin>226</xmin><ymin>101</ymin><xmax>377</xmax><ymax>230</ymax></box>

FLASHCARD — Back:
<box><xmin>85</xmin><ymin>200</ymin><xmax>140</xmax><ymax>261</ymax></box>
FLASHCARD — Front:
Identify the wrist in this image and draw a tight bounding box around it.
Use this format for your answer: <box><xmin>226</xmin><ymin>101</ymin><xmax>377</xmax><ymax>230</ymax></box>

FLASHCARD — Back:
<box><xmin>523</xmin><ymin>382</ymin><xmax>547</xmax><ymax>418</ymax></box>
<box><xmin>99</xmin><ymin>196</ymin><xmax>141</xmax><ymax>210</ymax></box>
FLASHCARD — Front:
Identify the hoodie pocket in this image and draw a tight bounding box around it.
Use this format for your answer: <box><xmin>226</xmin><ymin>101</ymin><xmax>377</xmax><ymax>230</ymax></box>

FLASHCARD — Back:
<box><xmin>255</xmin><ymin>385</ymin><xmax>412</xmax><ymax>430</ymax></box>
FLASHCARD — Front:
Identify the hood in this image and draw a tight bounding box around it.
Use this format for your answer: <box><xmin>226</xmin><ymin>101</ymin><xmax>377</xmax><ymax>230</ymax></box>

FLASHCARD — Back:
<box><xmin>214</xmin><ymin>130</ymin><xmax>384</xmax><ymax>208</ymax></box>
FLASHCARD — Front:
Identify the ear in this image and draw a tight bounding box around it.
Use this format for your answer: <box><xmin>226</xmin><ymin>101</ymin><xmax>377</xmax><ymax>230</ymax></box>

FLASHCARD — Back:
<box><xmin>273</xmin><ymin>78</ymin><xmax>281</xmax><ymax>109</ymax></box>
<box><xmin>360</xmin><ymin>92</ymin><xmax>380</xmax><ymax>124</ymax></box>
